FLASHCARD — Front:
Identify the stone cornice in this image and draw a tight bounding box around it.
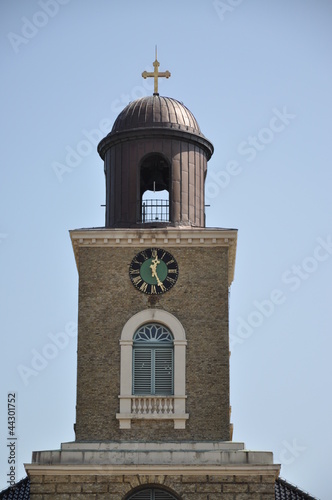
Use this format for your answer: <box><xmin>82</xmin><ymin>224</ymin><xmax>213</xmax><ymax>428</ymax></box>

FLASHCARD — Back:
<box><xmin>25</xmin><ymin>463</ymin><xmax>280</xmax><ymax>478</ymax></box>
<box><xmin>26</xmin><ymin>441</ymin><xmax>280</xmax><ymax>478</ymax></box>
<box><xmin>70</xmin><ymin>227</ymin><xmax>238</xmax><ymax>285</ymax></box>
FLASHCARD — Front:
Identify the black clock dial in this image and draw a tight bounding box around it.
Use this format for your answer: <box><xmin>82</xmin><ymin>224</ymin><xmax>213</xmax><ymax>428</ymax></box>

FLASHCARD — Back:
<box><xmin>129</xmin><ymin>248</ymin><xmax>179</xmax><ymax>295</ymax></box>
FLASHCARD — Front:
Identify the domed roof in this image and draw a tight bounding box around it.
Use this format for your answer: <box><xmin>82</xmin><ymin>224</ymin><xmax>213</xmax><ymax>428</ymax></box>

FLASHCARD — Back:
<box><xmin>98</xmin><ymin>94</ymin><xmax>214</xmax><ymax>161</ymax></box>
<box><xmin>111</xmin><ymin>95</ymin><xmax>201</xmax><ymax>135</ymax></box>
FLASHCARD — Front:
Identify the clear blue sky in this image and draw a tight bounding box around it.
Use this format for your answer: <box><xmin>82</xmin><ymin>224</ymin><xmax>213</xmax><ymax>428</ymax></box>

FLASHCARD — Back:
<box><xmin>1</xmin><ymin>1</ymin><xmax>332</xmax><ymax>498</ymax></box>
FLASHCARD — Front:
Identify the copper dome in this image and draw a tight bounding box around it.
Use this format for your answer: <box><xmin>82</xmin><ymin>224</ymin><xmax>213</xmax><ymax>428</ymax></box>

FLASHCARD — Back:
<box><xmin>98</xmin><ymin>94</ymin><xmax>213</xmax><ymax>163</ymax></box>
<box><xmin>111</xmin><ymin>95</ymin><xmax>201</xmax><ymax>135</ymax></box>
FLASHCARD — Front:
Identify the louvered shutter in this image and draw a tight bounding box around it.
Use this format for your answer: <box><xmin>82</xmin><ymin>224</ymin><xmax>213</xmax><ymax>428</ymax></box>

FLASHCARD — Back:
<box><xmin>130</xmin><ymin>490</ymin><xmax>152</xmax><ymax>500</ymax></box>
<box><xmin>133</xmin><ymin>349</ymin><xmax>152</xmax><ymax>394</ymax></box>
<box><xmin>154</xmin><ymin>490</ymin><xmax>177</xmax><ymax>500</ymax></box>
<box><xmin>154</xmin><ymin>348</ymin><xmax>173</xmax><ymax>395</ymax></box>
<box><xmin>130</xmin><ymin>488</ymin><xmax>178</xmax><ymax>500</ymax></box>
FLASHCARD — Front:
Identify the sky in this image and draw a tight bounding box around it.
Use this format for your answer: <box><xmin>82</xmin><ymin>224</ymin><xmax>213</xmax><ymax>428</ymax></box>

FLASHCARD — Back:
<box><xmin>1</xmin><ymin>1</ymin><xmax>331</xmax><ymax>498</ymax></box>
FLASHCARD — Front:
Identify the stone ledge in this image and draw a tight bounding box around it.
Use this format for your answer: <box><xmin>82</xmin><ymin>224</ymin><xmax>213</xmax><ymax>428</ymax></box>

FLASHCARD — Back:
<box><xmin>60</xmin><ymin>441</ymin><xmax>245</xmax><ymax>452</ymax></box>
<box><xmin>116</xmin><ymin>413</ymin><xmax>190</xmax><ymax>430</ymax></box>
<box><xmin>25</xmin><ymin>464</ymin><xmax>281</xmax><ymax>479</ymax></box>
<box><xmin>29</xmin><ymin>441</ymin><xmax>277</xmax><ymax>469</ymax></box>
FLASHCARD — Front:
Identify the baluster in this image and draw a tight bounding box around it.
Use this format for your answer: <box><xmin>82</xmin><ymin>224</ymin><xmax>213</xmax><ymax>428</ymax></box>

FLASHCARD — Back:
<box><xmin>137</xmin><ymin>398</ymin><xmax>142</xmax><ymax>414</ymax></box>
<box><xmin>147</xmin><ymin>398</ymin><xmax>152</xmax><ymax>414</ymax></box>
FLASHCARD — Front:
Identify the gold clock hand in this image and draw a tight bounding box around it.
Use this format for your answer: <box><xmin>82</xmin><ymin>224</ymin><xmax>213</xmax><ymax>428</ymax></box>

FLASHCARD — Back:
<box><xmin>150</xmin><ymin>256</ymin><xmax>163</xmax><ymax>287</ymax></box>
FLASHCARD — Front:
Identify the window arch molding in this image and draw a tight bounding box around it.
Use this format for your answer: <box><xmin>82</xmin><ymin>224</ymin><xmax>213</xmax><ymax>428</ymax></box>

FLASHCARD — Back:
<box><xmin>121</xmin><ymin>309</ymin><xmax>186</xmax><ymax>342</ymax></box>
<box><xmin>117</xmin><ymin>309</ymin><xmax>188</xmax><ymax>429</ymax></box>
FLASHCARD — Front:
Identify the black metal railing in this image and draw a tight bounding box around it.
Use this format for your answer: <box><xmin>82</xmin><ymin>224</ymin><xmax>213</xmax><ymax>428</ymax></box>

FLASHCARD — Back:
<box><xmin>141</xmin><ymin>199</ymin><xmax>169</xmax><ymax>223</ymax></box>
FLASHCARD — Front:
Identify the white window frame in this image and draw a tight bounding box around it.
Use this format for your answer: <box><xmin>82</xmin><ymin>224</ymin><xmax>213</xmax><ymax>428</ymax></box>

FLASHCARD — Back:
<box><xmin>116</xmin><ymin>309</ymin><xmax>188</xmax><ymax>429</ymax></box>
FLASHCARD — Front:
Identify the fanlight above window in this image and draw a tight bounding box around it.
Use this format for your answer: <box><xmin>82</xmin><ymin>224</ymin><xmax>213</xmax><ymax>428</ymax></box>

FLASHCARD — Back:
<box><xmin>134</xmin><ymin>324</ymin><xmax>173</xmax><ymax>343</ymax></box>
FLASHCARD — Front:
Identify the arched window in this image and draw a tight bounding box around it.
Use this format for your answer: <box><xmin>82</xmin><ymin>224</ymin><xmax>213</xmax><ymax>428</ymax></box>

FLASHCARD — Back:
<box><xmin>117</xmin><ymin>309</ymin><xmax>188</xmax><ymax>429</ymax></box>
<box><xmin>133</xmin><ymin>323</ymin><xmax>174</xmax><ymax>396</ymax></box>
<box><xmin>128</xmin><ymin>488</ymin><xmax>178</xmax><ymax>500</ymax></box>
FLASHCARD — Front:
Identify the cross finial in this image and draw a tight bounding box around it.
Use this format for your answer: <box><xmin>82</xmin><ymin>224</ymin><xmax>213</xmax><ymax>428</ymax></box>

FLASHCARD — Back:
<box><xmin>142</xmin><ymin>47</ymin><xmax>171</xmax><ymax>96</ymax></box>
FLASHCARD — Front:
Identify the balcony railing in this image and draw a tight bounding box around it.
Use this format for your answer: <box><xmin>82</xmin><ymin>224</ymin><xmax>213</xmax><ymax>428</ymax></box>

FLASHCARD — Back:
<box><xmin>131</xmin><ymin>396</ymin><xmax>174</xmax><ymax>415</ymax></box>
<box><xmin>140</xmin><ymin>199</ymin><xmax>169</xmax><ymax>223</ymax></box>
<box><xmin>116</xmin><ymin>394</ymin><xmax>189</xmax><ymax>429</ymax></box>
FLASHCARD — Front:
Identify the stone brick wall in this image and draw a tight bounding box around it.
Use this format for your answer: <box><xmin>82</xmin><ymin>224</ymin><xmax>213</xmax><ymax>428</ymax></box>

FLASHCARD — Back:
<box><xmin>30</xmin><ymin>473</ymin><xmax>276</xmax><ymax>500</ymax></box>
<box><xmin>75</xmin><ymin>244</ymin><xmax>230</xmax><ymax>441</ymax></box>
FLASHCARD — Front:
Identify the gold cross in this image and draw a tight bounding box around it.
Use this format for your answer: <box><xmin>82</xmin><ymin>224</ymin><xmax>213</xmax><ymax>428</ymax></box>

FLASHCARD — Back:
<box><xmin>142</xmin><ymin>47</ymin><xmax>171</xmax><ymax>95</ymax></box>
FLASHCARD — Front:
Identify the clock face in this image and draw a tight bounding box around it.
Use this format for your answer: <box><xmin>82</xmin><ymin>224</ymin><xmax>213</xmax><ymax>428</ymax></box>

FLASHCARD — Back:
<box><xmin>129</xmin><ymin>248</ymin><xmax>179</xmax><ymax>295</ymax></box>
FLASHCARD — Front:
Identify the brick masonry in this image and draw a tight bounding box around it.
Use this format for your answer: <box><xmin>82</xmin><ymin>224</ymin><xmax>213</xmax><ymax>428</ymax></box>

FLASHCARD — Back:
<box><xmin>29</xmin><ymin>473</ymin><xmax>276</xmax><ymax>500</ymax></box>
<box><xmin>75</xmin><ymin>244</ymin><xmax>230</xmax><ymax>441</ymax></box>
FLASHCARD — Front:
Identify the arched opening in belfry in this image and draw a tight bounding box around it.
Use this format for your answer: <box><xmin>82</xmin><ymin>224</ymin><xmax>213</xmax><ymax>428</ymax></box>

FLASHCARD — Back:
<box><xmin>139</xmin><ymin>153</ymin><xmax>170</xmax><ymax>223</ymax></box>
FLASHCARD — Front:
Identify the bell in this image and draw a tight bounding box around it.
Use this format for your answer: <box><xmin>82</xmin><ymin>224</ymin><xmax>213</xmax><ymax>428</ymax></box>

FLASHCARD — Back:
<box><xmin>150</xmin><ymin>167</ymin><xmax>167</xmax><ymax>192</ymax></box>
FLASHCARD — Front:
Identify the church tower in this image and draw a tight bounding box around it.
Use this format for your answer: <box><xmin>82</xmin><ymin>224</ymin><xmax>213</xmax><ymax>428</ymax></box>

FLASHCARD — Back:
<box><xmin>25</xmin><ymin>56</ymin><xmax>280</xmax><ymax>499</ymax></box>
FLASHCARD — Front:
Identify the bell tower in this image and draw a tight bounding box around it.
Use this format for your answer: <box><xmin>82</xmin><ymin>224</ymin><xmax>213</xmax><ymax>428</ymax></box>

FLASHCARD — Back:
<box><xmin>98</xmin><ymin>92</ymin><xmax>213</xmax><ymax>228</ymax></box>
<box><xmin>26</xmin><ymin>56</ymin><xmax>280</xmax><ymax>500</ymax></box>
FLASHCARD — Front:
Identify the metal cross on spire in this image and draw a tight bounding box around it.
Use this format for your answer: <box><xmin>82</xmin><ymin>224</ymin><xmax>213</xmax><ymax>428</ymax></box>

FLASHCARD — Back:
<box><xmin>142</xmin><ymin>47</ymin><xmax>171</xmax><ymax>96</ymax></box>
